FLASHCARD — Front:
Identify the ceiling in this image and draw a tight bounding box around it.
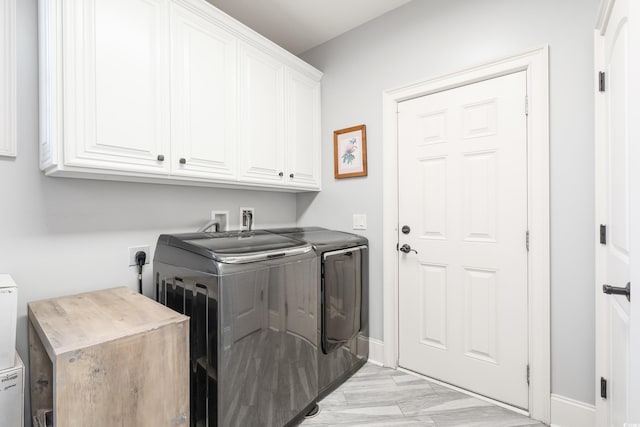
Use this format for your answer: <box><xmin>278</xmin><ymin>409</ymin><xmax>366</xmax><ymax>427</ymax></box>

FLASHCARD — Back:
<box><xmin>206</xmin><ymin>0</ymin><xmax>413</xmax><ymax>55</ymax></box>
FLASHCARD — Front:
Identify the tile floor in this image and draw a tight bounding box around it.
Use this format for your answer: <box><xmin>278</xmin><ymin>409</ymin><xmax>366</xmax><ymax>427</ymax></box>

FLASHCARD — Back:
<box><xmin>301</xmin><ymin>363</ymin><xmax>546</xmax><ymax>427</ymax></box>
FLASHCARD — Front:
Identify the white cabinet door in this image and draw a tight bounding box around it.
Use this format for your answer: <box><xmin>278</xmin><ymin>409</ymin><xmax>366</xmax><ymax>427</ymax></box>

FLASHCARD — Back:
<box><xmin>285</xmin><ymin>69</ymin><xmax>321</xmax><ymax>189</ymax></box>
<box><xmin>62</xmin><ymin>0</ymin><xmax>171</xmax><ymax>174</ymax></box>
<box><xmin>237</xmin><ymin>41</ymin><xmax>285</xmax><ymax>185</ymax></box>
<box><xmin>170</xmin><ymin>1</ymin><xmax>237</xmax><ymax>180</ymax></box>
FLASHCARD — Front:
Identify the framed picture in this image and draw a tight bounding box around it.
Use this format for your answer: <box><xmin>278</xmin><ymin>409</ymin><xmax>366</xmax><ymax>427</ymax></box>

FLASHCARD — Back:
<box><xmin>333</xmin><ymin>124</ymin><xmax>367</xmax><ymax>179</ymax></box>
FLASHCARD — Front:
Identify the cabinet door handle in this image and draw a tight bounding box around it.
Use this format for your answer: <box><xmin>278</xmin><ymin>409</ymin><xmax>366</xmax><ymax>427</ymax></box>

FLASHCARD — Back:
<box><xmin>179</xmin><ymin>158</ymin><xmax>186</xmax><ymax>164</ymax></box>
<box><xmin>289</xmin><ymin>173</ymin><xmax>294</xmax><ymax>178</ymax></box>
<box><xmin>157</xmin><ymin>154</ymin><xmax>165</xmax><ymax>161</ymax></box>
<box><xmin>278</xmin><ymin>172</ymin><xmax>284</xmax><ymax>177</ymax></box>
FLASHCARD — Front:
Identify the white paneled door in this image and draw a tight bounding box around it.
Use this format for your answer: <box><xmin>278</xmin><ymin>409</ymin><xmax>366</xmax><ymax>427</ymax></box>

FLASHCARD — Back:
<box><xmin>398</xmin><ymin>71</ymin><xmax>529</xmax><ymax>409</ymax></box>
<box><xmin>596</xmin><ymin>0</ymin><xmax>636</xmax><ymax>424</ymax></box>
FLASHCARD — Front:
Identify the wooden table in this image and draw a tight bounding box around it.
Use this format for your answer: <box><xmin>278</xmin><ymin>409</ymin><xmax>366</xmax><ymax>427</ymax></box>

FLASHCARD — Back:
<box><xmin>28</xmin><ymin>287</ymin><xmax>189</xmax><ymax>427</ymax></box>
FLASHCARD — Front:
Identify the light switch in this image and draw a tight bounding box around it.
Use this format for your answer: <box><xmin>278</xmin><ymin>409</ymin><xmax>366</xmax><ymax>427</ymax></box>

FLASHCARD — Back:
<box><xmin>353</xmin><ymin>214</ymin><xmax>367</xmax><ymax>230</ymax></box>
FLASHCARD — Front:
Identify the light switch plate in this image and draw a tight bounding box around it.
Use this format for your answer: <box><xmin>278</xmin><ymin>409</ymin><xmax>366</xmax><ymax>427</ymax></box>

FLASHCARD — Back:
<box><xmin>353</xmin><ymin>214</ymin><xmax>367</xmax><ymax>230</ymax></box>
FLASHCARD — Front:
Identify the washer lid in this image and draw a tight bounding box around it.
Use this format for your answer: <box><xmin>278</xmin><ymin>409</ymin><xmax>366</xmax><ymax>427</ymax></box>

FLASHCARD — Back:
<box><xmin>159</xmin><ymin>230</ymin><xmax>312</xmax><ymax>263</ymax></box>
<box><xmin>268</xmin><ymin>227</ymin><xmax>367</xmax><ymax>250</ymax></box>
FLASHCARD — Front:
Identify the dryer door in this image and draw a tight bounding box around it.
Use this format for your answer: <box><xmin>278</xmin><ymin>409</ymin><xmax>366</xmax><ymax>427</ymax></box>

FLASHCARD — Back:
<box><xmin>322</xmin><ymin>246</ymin><xmax>365</xmax><ymax>354</ymax></box>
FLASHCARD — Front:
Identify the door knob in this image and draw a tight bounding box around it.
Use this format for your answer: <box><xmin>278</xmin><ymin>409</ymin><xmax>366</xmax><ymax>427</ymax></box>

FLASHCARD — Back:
<box><xmin>399</xmin><ymin>244</ymin><xmax>418</xmax><ymax>254</ymax></box>
<box><xmin>603</xmin><ymin>282</ymin><xmax>631</xmax><ymax>301</ymax></box>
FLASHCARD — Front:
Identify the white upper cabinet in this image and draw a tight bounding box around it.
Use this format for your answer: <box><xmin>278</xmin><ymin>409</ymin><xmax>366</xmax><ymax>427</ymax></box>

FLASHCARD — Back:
<box><xmin>237</xmin><ymin>43</ymin><xmax>322</xmax><ymax>190</ymax></box>
<box><xmin>62</xmin><ymin>0</ymin><xmax>171</xmax><ymax>174</ymax></box>
<box><xmin>39</xmin><ymin>0</ymin><xmax>322</xmax><ymax>191</ymax></box>
<box><xmin>237</xmin><ymin>41</ymin><xmax>285</xmax><ymax>185</ymax></box>
<box><xmin>170</xmin><ymin>1</ymin><xmax>237</xmax><ymax>180</ymax></box>
<box><xmin>285</xmin><ymin>69</ymin><xmax>321</xmax><ymax>189</ymax></box>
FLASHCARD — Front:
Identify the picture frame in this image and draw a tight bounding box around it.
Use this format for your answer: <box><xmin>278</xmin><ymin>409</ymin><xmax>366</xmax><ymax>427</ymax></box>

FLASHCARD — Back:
<box><xmin>333</xmin><ymin>124</ymin><xmax>367</xmax><ymax>179</ymax></box>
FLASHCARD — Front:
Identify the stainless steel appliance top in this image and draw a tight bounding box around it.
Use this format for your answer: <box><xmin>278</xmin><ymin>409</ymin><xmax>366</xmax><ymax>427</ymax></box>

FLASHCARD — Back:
<box><xmin>266</xmin><ymin>227</ymin><xmax>368</xmax><ymax>252</ymax></box>
<box><xmin>157</xmin><ymin>230</ymin><xmax>312</xmax><ymax>264</ymax></box>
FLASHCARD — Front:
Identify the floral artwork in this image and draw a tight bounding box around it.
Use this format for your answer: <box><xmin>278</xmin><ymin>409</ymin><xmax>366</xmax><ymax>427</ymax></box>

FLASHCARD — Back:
<box><xmin>334</xmin><ymin>125</ymin><xmax>367</xmax><ymax>178</ymax></box>
<box><xmin>341</xmin><ymin>137</ymin><xmax>358</xmax><ymax>165</ymax></box>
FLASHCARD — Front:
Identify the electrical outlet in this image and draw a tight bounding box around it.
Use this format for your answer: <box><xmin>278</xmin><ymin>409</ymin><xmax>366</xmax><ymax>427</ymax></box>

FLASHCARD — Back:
<box><xmin>128</xmin><ymin>246</ymin><xmax>150</xmax><ymax>266</ymax></box>
<box><xmin>211</xmin><ymin>210</ymin><xmax>229</xmax><ymax>231</ymax></box>
<box><xmin>240</xmin><ymin>207</ymin><xmax>255</xmax><ymax>231</ymax></box>
<box><xmin>353</xmin><ymin>214</ymin><xmax>367</xmax><ymax>230</ymax></box>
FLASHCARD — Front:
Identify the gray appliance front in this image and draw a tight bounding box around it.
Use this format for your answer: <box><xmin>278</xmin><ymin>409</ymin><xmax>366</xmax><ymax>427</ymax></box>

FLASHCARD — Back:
<box><xmin>322</xmin><ymin>247</ymin><xmax>364</xmax><ymax>353</ymax></box>
<box><xmin>264</xmin><ymin>228</ymin><xmax>369</xmax><ymax>399</ymax></box>
<box><xmin>156</xmin><ymin>253</ymin><xmax>318</xmax><ymax>427</ymax></box>
<box><xmin>319</xmin><ymin>245</ymin><xmax>369</xmax><ymax>397</ymax></box>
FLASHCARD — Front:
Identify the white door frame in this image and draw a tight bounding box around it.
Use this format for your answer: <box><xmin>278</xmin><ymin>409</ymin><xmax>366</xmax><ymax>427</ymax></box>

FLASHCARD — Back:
<box><xmin>381</xmin><ymin>46</ymin><xmax>550</xmax><ymax>424</ymax></box>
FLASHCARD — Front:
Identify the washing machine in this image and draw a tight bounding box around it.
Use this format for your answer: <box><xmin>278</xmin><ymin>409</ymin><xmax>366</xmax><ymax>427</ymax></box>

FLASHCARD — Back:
<box><xmin>268</xmin><ymin>227</ymin><xmax>369</xmax><ymax>399</ymax></box>
<box><xmin>154</xmin><ymin>230</ymin><xmax>319</xmax><ymax>427</ymax></box>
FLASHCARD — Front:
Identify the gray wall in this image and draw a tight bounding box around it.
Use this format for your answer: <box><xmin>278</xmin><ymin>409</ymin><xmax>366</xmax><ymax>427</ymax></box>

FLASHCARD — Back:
<box><xmin>4</xmin><ymin>1</ymin><xmax>297</xmax><ymax>423</ymax></box>
<box><xmin>298</xmin><ymin>0</ymin><xmax>598</xmax><ymax>404</ymax></box>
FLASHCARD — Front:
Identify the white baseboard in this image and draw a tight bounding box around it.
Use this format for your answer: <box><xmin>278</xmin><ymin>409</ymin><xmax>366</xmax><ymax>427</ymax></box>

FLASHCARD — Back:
<box><xmin>550</xmin><ymin>394</ymin><xmax>595</xmax><ymax>427</ymax></box>
<box><xmin>367</xmin><ymin>337</ymin><xmax>384</xmax><ymax>366</ymax></box>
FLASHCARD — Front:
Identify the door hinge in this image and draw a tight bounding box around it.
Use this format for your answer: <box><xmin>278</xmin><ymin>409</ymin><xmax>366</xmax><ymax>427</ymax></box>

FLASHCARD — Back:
<box><xmin>601</xmin><ymin>377</ymin><xmax>608</xmax><ymax>399</ymax></box>
<box><xmin>526</xmin><ymin>230</ymin><xmax>530</xmax><ymax>252</ymax></box>
<box><xmin>525</xmin><ymin>95</ymin><xmax>529</xmax><ymax>116</ymax></box>
<box><xmin>599</xmin><ymin>71</ymin><xmax>606</xmax><ymax>92</ymax></box>
<box><xmin>600</xmin><ymin>224</ymin><xmax>607</xmax><ymax>245</ymax></box>
<box><xmin>526</xmin><ymin>364</ymin><xmax>530</xmax><ymax>385</ymax></box>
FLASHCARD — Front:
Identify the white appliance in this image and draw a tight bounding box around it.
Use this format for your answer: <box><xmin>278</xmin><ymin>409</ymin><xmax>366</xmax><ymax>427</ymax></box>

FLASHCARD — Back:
<box><xmin>0</xmin><ymin>354</ymin><xmax>24</xmax><ymax>427</ymax></box>
<box><xmin>0</xmin><ymin>274</ymin><xmax>17</xmax><ymax>371</ymax></box>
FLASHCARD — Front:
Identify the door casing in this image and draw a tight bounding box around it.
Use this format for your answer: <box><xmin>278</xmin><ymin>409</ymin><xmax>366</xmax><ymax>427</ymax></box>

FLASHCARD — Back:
<box><xmin>381</xmin><ymin>46</ymin><xmax>550</xmax><ymax>424</ymax></box>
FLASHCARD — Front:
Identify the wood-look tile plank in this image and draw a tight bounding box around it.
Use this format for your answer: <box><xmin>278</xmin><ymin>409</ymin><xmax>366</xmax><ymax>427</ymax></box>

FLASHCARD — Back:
<box><xmin>301</xmin><ymin>363</ymin><xmax>546</xmax><ymax>427</ymax></box>
<box><xmin>302</xmin><ymin>403</ymin><xmax>405</xmax><ymax>425</ymax></box>
<box><xmin>428</xmin><ymin>405</ymin><xmax>544</xmax><ymax>427</ymax></box>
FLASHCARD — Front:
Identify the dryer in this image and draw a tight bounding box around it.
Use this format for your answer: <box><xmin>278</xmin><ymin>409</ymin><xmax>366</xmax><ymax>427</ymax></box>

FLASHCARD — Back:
<box><xmin>268</xmin><ymin>227</ymin><xmax>369</xmax><ymax>398</ymax></box>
